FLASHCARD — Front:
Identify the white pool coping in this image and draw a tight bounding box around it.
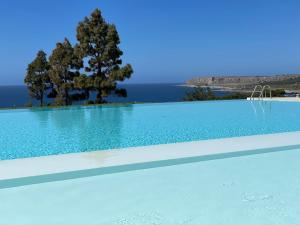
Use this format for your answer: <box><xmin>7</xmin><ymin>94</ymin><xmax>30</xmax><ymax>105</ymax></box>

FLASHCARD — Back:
<box><xmin>1</xmin><ymin>131</ymin><xmax>300</xmax><ymax>188</ymax></box>
<box><xmin>247</xmin><ymin>97</ymin><xmax>300</xmax><ymax>102</ymax></box>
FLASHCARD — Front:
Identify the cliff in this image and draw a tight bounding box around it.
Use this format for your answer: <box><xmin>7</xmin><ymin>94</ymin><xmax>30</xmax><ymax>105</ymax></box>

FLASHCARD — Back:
<box><xmin>186</xmin><ymin>75</ymin><xmax>300</xmax><ymax>91</ymax></box>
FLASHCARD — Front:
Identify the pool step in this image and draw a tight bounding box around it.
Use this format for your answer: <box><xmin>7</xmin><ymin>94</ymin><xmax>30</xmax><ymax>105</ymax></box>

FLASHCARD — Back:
<box><xmin>1</xmin><ymin>131</ymin><xmax>300</xmax><ymax>188</ymax></box>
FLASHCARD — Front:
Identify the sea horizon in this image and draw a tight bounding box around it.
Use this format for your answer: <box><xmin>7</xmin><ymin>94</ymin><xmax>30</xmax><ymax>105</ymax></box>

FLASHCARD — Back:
<box><xmin>0</xmin><ymin>83</ymin><xmax>232</xmax><ymax>108</ymax></box>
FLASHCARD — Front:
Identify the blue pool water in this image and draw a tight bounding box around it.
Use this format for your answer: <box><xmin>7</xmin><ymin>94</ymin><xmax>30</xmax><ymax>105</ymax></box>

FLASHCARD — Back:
<box><xmin>0</xmin><ymin>148</ymin><xmax>299</xmax><ymax>225</ymax></box>
<box><xmin>1</xmin><ymin>100</ymin><xmax>300</xmax><ymax>160</ymax></box>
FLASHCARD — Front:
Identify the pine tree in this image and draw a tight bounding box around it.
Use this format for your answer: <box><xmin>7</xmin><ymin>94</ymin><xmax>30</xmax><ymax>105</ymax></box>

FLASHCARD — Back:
<box><xmin>24</xmin><ymin>50</ymin><xmax>50</xmax><ymax>106</ymax></box>
<box><xmin>73</xmin><ymin>74</ymin><xmax>94</xmax><ymax>100</ymax></box>
<box><xmin>75</xmin><ymin>8</ymin><xmax>133</xmax><ymax>103</ymax></box>
<box><xmin>49</xmin><ymin>38</ymin><xmax>82</xmax><ymax>105</ymax></box>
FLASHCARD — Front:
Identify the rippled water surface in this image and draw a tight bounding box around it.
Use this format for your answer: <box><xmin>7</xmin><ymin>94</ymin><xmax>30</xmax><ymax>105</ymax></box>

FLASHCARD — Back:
<box><xmin>1</xmin><ymin>100</ymin><xmax>300</xmax><ymax>160</ymax></box>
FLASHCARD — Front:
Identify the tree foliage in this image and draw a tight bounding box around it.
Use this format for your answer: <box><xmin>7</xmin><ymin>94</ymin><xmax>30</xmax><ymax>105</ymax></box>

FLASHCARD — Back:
<box><xmin>184</xmin><ymin>87</ymin><xmax>248</xmax><ymax>101</ymax></box>
<box><xmin>184</xmin><ymin>87</ymin><xmax>286</xmax><ymax>101</ymax></box>
<box><xmin>49</xmin><ymin>38</ymin><xmax>82</xmax><ymax>105</ymax></box>
<box><xmin>184</xmin><ymin>87</ymin><xmax>216</xmax><ymax>101</ymax></box>
<box><xmin>74</xmin><ymin>74</ymin><xmax>94</xmax><ymax>99</ymax></box>
<box><xmin>24</xmin><ymin>50</ymin><xmax>50</xmax><ymax>106</ymax></box>
<box><xmin>75</xmin><ymin>9</ymin><xmax>133</xmax><ymax>103</ymax></box>
<box><xmin>24</xmin><ymin>8</ymin><xmax>133</xmax><ymax>106</ymax></box>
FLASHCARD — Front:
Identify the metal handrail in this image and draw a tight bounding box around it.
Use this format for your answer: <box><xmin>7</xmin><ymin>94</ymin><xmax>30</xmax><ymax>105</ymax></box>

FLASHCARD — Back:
<box><xmin>250</xmin><ymin>85</ymin><xmax>263</xmax><ymax>99</ymax></box>
<box><xmin>259</xmin><ymin>85</ymin><xmax>272</xmax><ymax>99</ymax></box>
<box><xmin>249</xmin><ymin>85</ymin><xmax>272</xmax><ymax>100</ymax></box>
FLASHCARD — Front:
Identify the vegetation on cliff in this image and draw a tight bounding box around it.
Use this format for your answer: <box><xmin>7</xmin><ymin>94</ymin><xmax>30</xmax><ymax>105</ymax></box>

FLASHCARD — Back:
<box><xmin>184</xmin><ymin>87</ymin><xmax>248</xmax><ymax>101</ymax></box>
<box><xmin>184</xmin><ymin>87</ymin><xmax>286</xmax><ymax>101</ymax></box>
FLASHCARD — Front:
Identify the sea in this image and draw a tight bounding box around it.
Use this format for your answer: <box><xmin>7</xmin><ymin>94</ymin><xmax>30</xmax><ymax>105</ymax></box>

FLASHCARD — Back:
<box><xmin>0</xmin><ymin>83</ymin><xmax>231</xmax><ymax>108</ymax></box>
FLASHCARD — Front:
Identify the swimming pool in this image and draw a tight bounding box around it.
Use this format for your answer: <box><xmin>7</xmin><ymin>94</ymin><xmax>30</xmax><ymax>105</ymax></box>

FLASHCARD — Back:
<box><xmin>1</xmin><ymin>100</ymin><xmax>300</xmax><ymax>160</ymax></box>
<box><xmin>1</xmin><ymin>147</ymin><xmax>299</xmax><ymax>225</ymax></box>
<box><xmin>1</xmin><ymin>100</ymin><xmax>300</xmax><ymax>224</ymax></box>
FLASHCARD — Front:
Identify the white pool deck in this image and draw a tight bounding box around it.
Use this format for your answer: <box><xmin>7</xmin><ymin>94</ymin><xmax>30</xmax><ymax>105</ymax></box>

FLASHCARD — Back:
<box><xmin>1</xmin><ymin>131</ymin><xmax>300</xmax><ymax>188</ymax></box>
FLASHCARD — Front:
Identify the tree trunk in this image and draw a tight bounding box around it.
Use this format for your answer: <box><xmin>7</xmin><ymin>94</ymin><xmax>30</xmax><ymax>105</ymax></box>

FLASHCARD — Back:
<box><xmin>85</xmin><ymin>89</ymin><xmax>90</xmax><ymax>99</ymax></box>
<box><xmin>95</xmin><ymin>91</ymin><xmax>103</xmax><ymax>104</ymax></box>
<box><xmin>65</xmin><ymin>88</ymin><xmax>69</xmax><ymax>105</ymax></box>
<box><xmin>40</xmin><ymin>91</ymin><xmax>44</xmax><ymax>107</ymax></box>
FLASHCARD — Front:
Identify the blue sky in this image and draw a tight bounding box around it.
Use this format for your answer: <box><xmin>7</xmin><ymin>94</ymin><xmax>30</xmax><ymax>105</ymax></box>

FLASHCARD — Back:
<box><xmin>0</xmin><ymin>0</ymin><xmax>300</xmax><ymax>85</ymax></box>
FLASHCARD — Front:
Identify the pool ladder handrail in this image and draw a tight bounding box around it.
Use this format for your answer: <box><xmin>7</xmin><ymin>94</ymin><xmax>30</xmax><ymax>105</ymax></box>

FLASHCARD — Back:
<box><xmin>250</xmin><ymin>85</ymin><xmax>272</xmax><ymax>100</ymax></box>
<box><xmin>259</xmin><ymin>85</ymin><xmax>272</xmax><ymax>99</ymax></box>
<box><xmin>250</xmin><ymin>85</ymin><xmax>263</xmax><ymax>99</ymax></box>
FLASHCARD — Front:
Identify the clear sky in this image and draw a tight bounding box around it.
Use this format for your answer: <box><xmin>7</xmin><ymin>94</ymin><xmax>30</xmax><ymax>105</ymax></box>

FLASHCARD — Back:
<box><xmin>0</xmin><ymin>0</ymin><xmax>300</xmax><ymax>85</ymax></box>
